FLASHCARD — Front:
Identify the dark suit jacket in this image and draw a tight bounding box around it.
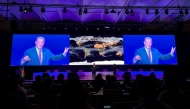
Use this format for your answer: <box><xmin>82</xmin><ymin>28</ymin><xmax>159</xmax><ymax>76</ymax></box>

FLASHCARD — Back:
<box><xmin>113</xmin><ymin>66</ymin><xmax>116</xmax><ymax>74</ymax></box>
<box><xmin>91</xmin><ymin>65</ymin><xmax>98</xmax><ymax>74</ymax></box>
<box><xmin>21</xmin><ymin>47</ymin><xmax>65</xmax><ymax>65</ymax></box>
<box><xmin>133</xmin><ymin>47</ymin><xmax>173</xmax><ymax>64</ymax></box>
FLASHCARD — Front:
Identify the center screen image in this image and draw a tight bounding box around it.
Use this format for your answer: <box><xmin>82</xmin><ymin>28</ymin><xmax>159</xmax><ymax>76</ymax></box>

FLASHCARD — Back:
<box><xmin>69</xmin><ymin>35</ymin><xmax>124</xmax><ymax>65</ymax></box>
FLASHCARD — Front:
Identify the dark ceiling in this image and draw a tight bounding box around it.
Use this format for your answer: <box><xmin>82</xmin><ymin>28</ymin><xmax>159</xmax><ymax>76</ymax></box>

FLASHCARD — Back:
<box><xmin>0</xmin><ymin>0</ymin><xmax>190</xmax><ymax>31</ymax></box>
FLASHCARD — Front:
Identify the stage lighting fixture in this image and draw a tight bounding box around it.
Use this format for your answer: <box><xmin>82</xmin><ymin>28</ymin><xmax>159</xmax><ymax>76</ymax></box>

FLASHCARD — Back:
<box><xmin>19</xmin><ymin>6</ymin><xmax>23</xmax><ymax>12</ymax></box>
<box><xmin>41</xmin><ymin>6</ymin><xmax>45</xmax><ymax>13</ymax></box>
<box><xmin>28</xmin><ymin>6</ymin><xmax>33</xmax><ymax>12</ymax></box>
<box><xmin>130</xmin><ymin>10</ymin><xmax>134</xmax><ymax>16</ymax></box>
<box><xmin>179</xmin><ymin>10</ymin><xmax>184</xmax><ymax>16</ymax></box>
<box><xmin>79</xmin><ymin>8</ymin><xmax>82</xmax><ymax>15</ymax></box>
<box><xmin>23</xmin><ymin>7</ymin><xmax>27</xmax><ymax>14</ymax></box>
<box><xmin>125</xmin><ymin>9</ymin><xmax>129</xmax><ymax>14</ymax></box>
<box><xmin>165</xmin><ymin>9</ymin><xmax>168</xmax><ymax>14</ymax></box>
<box><xmin>105</xmin><ymin>9</ymin><xmax>109</xmax><ymax>14</ymax></box>
<box><xmin>185</xmin><ymin>9</ymin><xmax>188</xmax><ymax>15</ymax></box>
<box><xmin>84</xmin><ymin>8</ymin><xmax>88</xmax><ymax>14</ymax></box>
<box><xmin>146</xmin><ymin>9</ymin><xmax>149</xmax><ymax>14</ymax></box>
<box><xmin>155</xmin><ymin>9</ymin><xmax>159</xmax><ymax>14</ymax></box>
<box><xmin>111</xmin><ymin>9</ymin><xmax>116</xmax><ymax>13</ymax></box>
<box><xmin>63</xmin><ymin>7</ymin><xmax>66</xmax><ymax>13</ymax></box>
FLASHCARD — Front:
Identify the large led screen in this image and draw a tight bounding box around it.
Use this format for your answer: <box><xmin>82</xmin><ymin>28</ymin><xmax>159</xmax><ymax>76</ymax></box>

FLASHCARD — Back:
<box><xmin>10</xmin><ymin>34</ymin><xmax>177</xmax><ymax>66</ymax></box>
<box><xmin>10</xmin><ymin>34</ymin><xmax>70</xmax><ymax>66</ymax></box>
<box><xmin>123</xmin><ymin>35</ymin><xmax>177</xmax><ymax>65</ymax></box>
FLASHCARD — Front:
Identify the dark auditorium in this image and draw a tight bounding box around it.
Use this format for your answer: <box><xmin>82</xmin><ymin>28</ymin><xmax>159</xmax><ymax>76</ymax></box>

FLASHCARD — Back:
<box><xmin>1</xmin><ymin>0</ymin><xmax>190</xmax><ymax>109</ymax></box>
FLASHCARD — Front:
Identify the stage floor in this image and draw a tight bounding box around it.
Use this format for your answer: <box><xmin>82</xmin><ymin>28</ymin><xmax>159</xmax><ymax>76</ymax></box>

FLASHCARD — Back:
<box><xmin>33</xmin><ymin>71</ymin><xmax>163</xmax><ymax>80</ymax></box>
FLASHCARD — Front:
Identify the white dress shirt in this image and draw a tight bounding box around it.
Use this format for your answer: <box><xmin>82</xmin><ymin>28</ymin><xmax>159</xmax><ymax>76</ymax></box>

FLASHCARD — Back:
<box><xmin>36</xmin><ymin>47</ymin><xmax>43</xmax><ymax>63</ymax></box>
<box><xmin>144</xmin><ymin>47</ymin><xmax>152</xmax><ymax>62</ymax></box>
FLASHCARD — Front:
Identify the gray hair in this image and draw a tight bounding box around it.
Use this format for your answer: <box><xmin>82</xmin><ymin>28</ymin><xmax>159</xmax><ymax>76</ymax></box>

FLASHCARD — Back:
<box><xmin>36</xmin><ymin>36</ymin><xmax>45</xmax><ymax>42</ymax></box>
<box><xmin>144</xmin><ymin>37</ymin><xmax>152</xmax><ymax>42</ymax></box>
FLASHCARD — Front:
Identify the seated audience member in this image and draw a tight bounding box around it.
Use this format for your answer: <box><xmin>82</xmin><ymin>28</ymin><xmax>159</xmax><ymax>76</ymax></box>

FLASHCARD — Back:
<box><xmin>179</xmin><ymin>75</ymin><xmax>187</xmax><ymax>90</ymax></box>
<box><xmin>93</xmin><ymin>73</ymin><xmax>105</xmax><ymax>86</ymax></box>
<box><xmin>5</xmin><ymin>75</ymin><xmax>28</xmax><ymax>96</ymax></box>
<box><xmin>31</xmin><ymin>75</ymin><xmax>44</xmax><ymax>91</ymax></box>
<box><xmin>111</xmin><ymin>76</ymin><xmax>117</xmax><ymax>82</ymax></box>
<box><xmin>54</xmin><ymin>74</ymin><xmax>65</xmax><ymax>94</ymax></box>
<box><xmin>16</xmin><ymin>74</ymin><xmax>24</xmax><ymax>86</ymax></box>
<box><xmin>160</xmin><ymin>70</ymin><xmax>172</xmax><ymax>90</ymax></box>
<box><xmin>135</xmin><ymin>76</ymin><xmax>173</xmax><ymax>109</ymax></box>
<box><xmin>2</xmin><ymin>76</ymin><xmax>33</xmax><ymax>109</ymax></box>
<box><xmin>51</xmin><ymin>75</ymin><xmax>55</xmax><ymax>82</ymax></box>
<box><xmin>57</xmin><ymin>78</ymin><xmax>94</xmax><ymax>109</ymax></box>
<box><xmin>122</xmin><ymin>72</ymin><xmax>131</xmax><ymax>86</ymax></box>
<box><xmin>39</xmin><ymin>77</ymin><xmax>57</xmax><ymax>94</ymax></box>
<box><xmin>67</xmin><ymin>72</ymin><xmax>80</xmax><ymax>79</ymax></box>
<box><xmin>129</xmin><ymin>74</ymin><xmax>143</xmax><ymax>100</ymax></box>
<box><xmin>42</xmin><ymin>73</ymin><xmax>50</xmax><ymax>81</ymax></box>
<box><xmin>55</xmin><ymin>74</ymin><xmax>65</xmax><ymax>85</ymax></box>
<box><xmin>104</xmin><ymin>75</ymin><xmax>119</xmax><ymax>89</ymax></box>
<box><xmin>149</xmin><ymin>72</ymin><xmax>158</xmax><ymax>85</ymax></box>
<box><xmin>157</xmin><ymin>73</ymin><xmax>186</xmax><ymax>108</ymax></box>
<box><xmin>92</xmin><ymin>74</ymin><xmax>106</xmax><ymax>92</ymax></box>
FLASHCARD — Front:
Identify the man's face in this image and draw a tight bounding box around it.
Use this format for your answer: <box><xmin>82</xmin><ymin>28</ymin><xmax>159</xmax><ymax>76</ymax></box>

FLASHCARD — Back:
<box><xmin>144</xmin><ymin>39</ymin><xmax>152</xmax><ymax>49</ymax></box>
<box><xmin>35</xmin><ymin>38</ymin><xmax>45</xmax><ymax>49</ymax></box>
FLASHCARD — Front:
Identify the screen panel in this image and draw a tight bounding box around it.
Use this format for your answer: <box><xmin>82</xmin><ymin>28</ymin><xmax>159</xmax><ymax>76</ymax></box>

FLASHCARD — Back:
<box><xmin>123</xmin><ymin>35</ymin><xmax>178</xmax><ymax>65</ymax></box>
<box><xmin>69</xmin><ymin>35</ymin><xmax>124</xmax><ymax>65</ymax></box>
<box><xmin>10</xmin><ymin>34</ymin><xmax>70</xmax><ymax>66</ymax></box>
<box><xmin>10</xmin><ymin>34</ymin><xmax>177</xmax><ymax>66</ymax></box>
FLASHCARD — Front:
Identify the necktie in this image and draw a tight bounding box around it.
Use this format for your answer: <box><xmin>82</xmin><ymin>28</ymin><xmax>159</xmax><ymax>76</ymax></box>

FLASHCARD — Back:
<box><xmin>38</xmin><ymin>50</ymin><xmax>42</xmax><ymax>65</ymax></box>
<box><xmin>148</xmin><ymin>49</ymin><xmax>152</xmax><ymax>64</ymax></box>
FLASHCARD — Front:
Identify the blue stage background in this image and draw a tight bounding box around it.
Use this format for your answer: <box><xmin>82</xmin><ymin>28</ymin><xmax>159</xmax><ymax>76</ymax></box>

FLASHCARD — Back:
<box><xmin>123</xmin><ymin>35</ymin><xmax>178</xmax><ymax>65</ymax></box>
<box><xmin>10</xmin><ymin>34</ymin><xmax>70</xmax><ymax>66</ymax></box>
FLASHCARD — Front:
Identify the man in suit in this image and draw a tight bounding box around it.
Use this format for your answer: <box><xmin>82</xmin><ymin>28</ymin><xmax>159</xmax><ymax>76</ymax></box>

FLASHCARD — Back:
<box><xmin>113</xmin><ymin>63</ymin><xmax>117</xmax><ymax>79</ymax></box>
<box><xmin>21</xmin><ymin>36</ymin><xmax>69</xmax><ymax>66</ymax></box>
<box><xmin>133</xmin><ymin>37</ymin><xmax>176</xmax><ymax>64</ymax></box>
<box><xmin>91</xmin><ymin>63</ymin><xmax>98</xmax><ymax>80</ymax></box>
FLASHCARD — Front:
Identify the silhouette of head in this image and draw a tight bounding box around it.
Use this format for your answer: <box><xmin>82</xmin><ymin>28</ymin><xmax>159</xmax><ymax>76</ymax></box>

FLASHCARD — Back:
<box><xmin>44</xmin><ymin>77</ymin><xmax>53</xmax><ymax>88</ymax></box>
<box><xmin>165</xmin><ymin>73</ymin><xmax>181</xmax><ymax>90</ymax></box>
<box><xmin>137</xmin><ymin>76</ymin><xmax>156</xmax><ymax>98</ymax></box>
<box><xmin>106</xmin><ymin>75</ymin><xmax>112</xmax><ymax>82</ymax></box>
<box><xmin>59</xmin><ymin>78</ymin><xmax>86</xmax><ymax>109</ymax></box>
<box><xmin>35</xmin><ymin>75</ymin><xmax>42</xmax><ymax>82</ymax></box>
<box><xmin>58</xmin><ymin>74</ymin><xmax>64</xmax><ymax>81</ymax></box>
<box><xmin>96</xmin><ymin>73</ymin><xmax>102</xmax><ymax>80</ymax></box>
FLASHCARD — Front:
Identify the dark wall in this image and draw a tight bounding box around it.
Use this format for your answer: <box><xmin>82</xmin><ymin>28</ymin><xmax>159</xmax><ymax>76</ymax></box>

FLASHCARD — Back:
<box><xmin>175</xmin><ymin>33</ymin><xmax>189</xmax><ymax>77</ymax></box>
<box><xmin>0</xmin><ymin>33</ymin><xmax>13</xmax><ymax>75</ymax></box>
<box><xmin>1</xmin><ymin>33</ymin><xmax>12</xmax><ymax>66</ymax></box>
